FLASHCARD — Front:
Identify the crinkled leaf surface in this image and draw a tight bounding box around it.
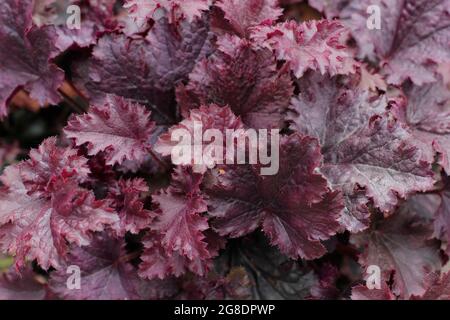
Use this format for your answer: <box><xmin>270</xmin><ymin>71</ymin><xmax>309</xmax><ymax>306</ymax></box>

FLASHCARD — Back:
<box><xmin>138</xmin><ymin>231</ymin><xmax>192</xmax><ymax>280</ymax></box>
<box><xmin>108</xmin><ymin>178</ymin><xmax>154</xmax><ymax>236</ymax></box>
<box><xmin>177</xmin><ymin>35</ymin><xmax>293</xmax><ymax>129</ymax></box>
<box><xmin>65</xmin><ymin>95</ymin><xmax>156</xmax><ymax>166</ymax></box>
<box><xmin>149</xmin><ymin>166</ymin><xmax>211</xmax><ymax>274</ymax></box>
<box><xmin>414</xmin><ymin>272</ymin><xmax>450</xmax><ymax>300</ymax></box>
<box><xmin>288</xmin><ymin>73</ymin><xmax>435</xmax><ymax>229</ymax></box>
<box><xmin>139</xmin><ymin>167</ymin><xmax>220</xmax><ymax>279</ymax></box>
<box><xmin>339</xmin><ymin>0</ymin><xmax>450</xmax><ymax>85</ymax></box>
<box><xmin>351</xmin><ymin>203</ymin><xmax>441</xmax><ymax>299</ymax></box>
<box><xmin>125</xmin><ymin>0</ymin><xmax>212</xmax><ymax>26</ymax></box>
<box><xmin>48</xmin><ymin>232</ymin><xmax>176</xmax><ymax>300</ymax></box>
<box><xmin>0</xmin><ymin>138</ymin><xmax>118</xmax><ymax>270</ymax></box>
<box><xmin>155</xmin><ymin>104</ymin><xmax>245</xmax><ymax>172</ymax></box>
<box><xmin>204</xmin><ymin>133</ymin><xmax>343</xmax><ymax>259</ymax></box>
<box><xmin>33</xmin><ymin>0</ymin><xmax>115</xmax><ymax>50</ymax></box>
<box><xmin>214</xmin><ymin>0</ymin><xmax>283</xmax><ymax>37</ymax></box>
<box><xmin>251</xmin><ymin>19</ymin><xmax>357</xmax><ymax>78</ymax></box>
<box><xmin>394</xmin><ymin>77</ymin><xmax>450</xmax><ymax>172</ymax></box>
<box><xmin>74</xmin><ymin>17</ymin><xmax>213</xmax><ymax>124</ymax></box>
<box><xmin>0</xmin><ymin>0</ymin><xmax>64</xmax><ymax>117</ymax></box>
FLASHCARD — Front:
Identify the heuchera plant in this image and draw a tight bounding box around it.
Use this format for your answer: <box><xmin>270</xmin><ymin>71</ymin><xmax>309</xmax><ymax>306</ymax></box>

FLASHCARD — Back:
<box><xmin>0</xmin><ymin>0</ymin><xmax>449</xmax><ymax>300</ymax></box>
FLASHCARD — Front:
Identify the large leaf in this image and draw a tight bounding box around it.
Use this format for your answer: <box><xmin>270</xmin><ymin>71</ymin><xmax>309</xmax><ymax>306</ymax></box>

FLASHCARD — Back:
<box><xmin>0</xmin><ymin>0</ymin><xmax>64</xmax><ymax>117</ymax></box>
<box><xmin>48</xmin><ymin>232</ymin><xmax>176</xmax><ymax>300</ymax></box>
<box><xmin>351</xmin><ymin>203</ymin><xmax>441</xmax><ymax>299</ymax></box>
<box><xmin>74</xmin><ymin>17</ymin><xmax>213</xmax><ymax>124</ymax></box>
<box><xmin>176</xmin><ymin>35</ymin><xmax>293</xmax><ymax>129</ymax></box>
<box><xmin>392</xmin><ymin>77</ymin><xmax>450</xmax><ymax>173</ymax></box>
<box><xmin>204</xmin><ymin>133</ymin><xmax>344</xmax><ymax>260</ymax></box>
<box><xmin>251</xmin><ymin>19</ymin><xmax>357</xmax><ymax>78</ymax></box>
<box><xmin>65</xmin><ymin>95</ymin><xmax>156</xmax><ymax>166</ymax></box>
<box><xmin>339</xmin><ymin>0</ymin><xmax>450</xmax><ymax>85</ymax></box>
<box><xmin>288</xmin><ymin>73</ymin><xmax>436</xmax><ymax>230</ymax></box>
<box><xmin>0</xmin><ymin>138</ymin><xmax>118</xmax><ymax>269</ymax></box>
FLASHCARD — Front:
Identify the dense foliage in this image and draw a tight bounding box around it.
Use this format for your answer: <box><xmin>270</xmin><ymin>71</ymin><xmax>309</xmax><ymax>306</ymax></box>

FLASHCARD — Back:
<box><xmin>0</xmin><ymin>0</ymin><xmax>449</xmax><ymax>300</ymax></box>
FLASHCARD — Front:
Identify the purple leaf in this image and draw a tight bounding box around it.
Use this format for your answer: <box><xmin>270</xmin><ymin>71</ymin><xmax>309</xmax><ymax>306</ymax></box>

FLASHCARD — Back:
<box><xmin>0</xmin><ymin>266</ymin><xmax>47</xmax><ymax>300</ymax></box>
<box><xmin>74</xmin><ymin>17</ymin><xmax>213</xmax><ymax>123</ymax></box>
<box><xmin>0</xmin><ymin>138</ymin><xmax>118</xmax><ymax>270</ymax></box>
<box><xmin>108</xmin><ymin>178</ymin><xmax>155</xmax><ymax>236</ymax></box>
<box><xmin>251</xmin><ymin>19</ymin><xmax>358</xmax><ymax>78</ymax></box>
<box><xmin>155</xmin><ymin>104</ymin><xmax>245</xmax><ymax>172</ymax></box>
<box><xmin>413</xmin><ymin>272</ymin><xmax>450</xmax><ymax>300</ymax></box>
<box><xmin>351</xmin><ymin>203</ymin><xmax>441</xmax><ymax>299</ymax></box>
<box><xmin>0</xmin><ymin>0</ymin><xmax>64</xmax><ymax>117</ymax></box>
<box><xmin>65</xmin><ymin>95</ymin><xmax>156</xmax><ymax>166</ymax></box>
<box><xmin>124</xmin><ymin>0</ymin><xmax>212</xmax><ymax>27</ymax></box>
<box><xmin>145</xmin><ymin>166</ymin><xmax>213</xmax><ymax>277</ymax></box>
<box><xmin>340</xmin><ymin>0</ymin><xmax>450</xmax><ymax>85</ymax></box>
<box><xmin>392</xmin><ymin>76</ymin><xmax>450</xmax><ymax>173</ymax></box>
<box><xmin>213</xmin><ymin>0</ymin><xmax>283</xmax><ymax>37</ymax></box>
<box><xmin>351</xmin><ymin>283</ymin><xmax>395</xmax><ymax>300</ymax></box>
<box><xmin>288</xmin><ymin>73</ymin><xmax>436</xmax><ymax>228</ymax></box>
<box><xmin>176</xmin><ymin>34</ymin><xmax>293</xmax><ymax>129</ymax></box>
<box><xmin>205</xmin><ymin>133</ymin><xmax>344</xmax><ymax>260</ymax></box>
<box><xmin>48</xmin><ymin>232</ymin><xmax>176</xmax><ymax>300</ymax></box>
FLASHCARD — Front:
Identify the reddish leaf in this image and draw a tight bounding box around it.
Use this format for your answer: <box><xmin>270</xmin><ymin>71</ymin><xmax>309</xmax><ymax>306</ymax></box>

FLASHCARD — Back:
<box><xmin>339</xmin><ymin>0</ymin><xmax>450</xmax><ymax>85</ymax></box>
<box><xmin>392</xmin><ymin>77</ymin><xmax>450</xmax><ymax>173</ymax></box>
<box><xmin>288</xmin><ymin>73</ymin><xmax>435</xmax><ymax>228</ymax></box>
<box><xmin>108</xmin><ymin>178</ymin><xmax>154</xmax><ymax>236</ymax></box>
<box><xmin>155</xmin><ymin>104</ymin><xmax>245</xmax><ymax>172</ymax></box>
<box><xmin>73</xmin><ymin>17</ymin><xmax>213</xmax><ymax>123</ymax></box>
<box><xmin>214</xmin><ymin>0</ymin><xmax>283</xmax><ymax>37</ymax></box>
<box><xmin>413</xmin><ymin>272</ymin><xmax>450</xmax><ymax>300</ymax></box>
<box><xmin>405</xmin><ymin>186</ymin><xmax>450</xmax><ymax>256</ymax></box>
<box><xmin>176</xmin><ymin>35</ymin><xmax>293</xmax><ymax>129</ymax></box>
<box><xmin>33</xmin><ymin>0</ymin><xmax>115</xmax><ymax>50</ymax></box>
<box><xmin>139</xmin><ymin>230</ymin><xmax>219</xmax><ymax>280</ymax></box>
<box><xmin>48</xmin><ymin>232</ymin><xmax>176</xmax><ymax>300</ymax></box>
<box><xmin>351</xmin><ymin>204</ymin><xmax>441</xmax><ymax>299</ymax></box>
<box><xmin>0</xmin><ymin>0</ymin><xmax>64</xmax><ymax>117</ymax></box>
<box><xmin>151</xmin><ymin>166</ymin><xmax>211</xmax><ymax>268</ymax></box>
<box><xmin>65</xmin><ymin>95</ymin><xmax>156</xmax><ymax>166</ymax></box>
<box><xmin>251</xmin><ymin>19</ymin><xmax>358</xmax><ymax>78</ymax></box>
<box><xmin>351</xmin><ymin>283</ymin><xmax>395</xmax><ymax>300</ymax></box>
<box><xmin>176</xmin><ymin>268</ymin><xmax>252</xmax><ymax>299</ymax></box>
<box><xmin>0</xmin><ymin>138</ymin><xmax>118</xmax><ymax>269</ymax></box>
<box><xmin>124</xmin><ymin>0</ymin><xmax>212</xmax><ymax>27</ymax></box>
<box><xmin>308</xmin><ymin>0</ymin><xmax>347</xmax><ymax>18</ymax></box>
<box><xmin>205</xmin><ymin>133</ymin><xmax>344</xmax><ymax>260</ymax></box>
<box><xmin>138</xmin><ymin>232</ymin><xmax>193</xmax><ymax>279</ymax></box>
<box><xmin>139</xmin><ymin>167</ymin><xmax>223</xmax><ymax>280</ymax></box>
<box><xmin>19</xmin><ymin>137</ymin><xmax>90</xmax><ymax>195</ymax></box>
